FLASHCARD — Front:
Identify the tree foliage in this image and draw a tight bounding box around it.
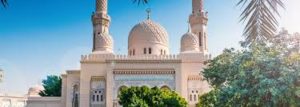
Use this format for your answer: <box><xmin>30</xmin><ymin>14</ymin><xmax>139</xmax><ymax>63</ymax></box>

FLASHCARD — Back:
<box><xmin>118</xmin><ymin>86</ymin><xmax>187</xmax><ymax>107</ymax></box>
<box><xmin>199</xmin><ymin>31</ymin><xmax>300</xmax><ymax>107</ymax></box>
<box><xmin>197</xmin><ymin>89</ymin><xmax>219</xmax><ymax>107</ymax></box>
<box><xmin>39</xmin><ymin>75</ymin><xmax>62</xmax><ymax>97</ymax></box>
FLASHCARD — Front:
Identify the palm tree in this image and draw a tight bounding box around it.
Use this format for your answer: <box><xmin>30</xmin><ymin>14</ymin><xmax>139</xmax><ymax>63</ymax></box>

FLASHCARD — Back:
<box><xmin>1</xmin><ymin>0</ymin><xmax>8</xmax><ymax>7</ymax></box>
<box><xmin>238</xmin><ymin>0</ymin><xmax>284</xmax><ymax>46</ymax></box>
<box><xmin>132</xmin><ymin>0</ymin><xmax>149</xmax><ymax>5</ymax></box>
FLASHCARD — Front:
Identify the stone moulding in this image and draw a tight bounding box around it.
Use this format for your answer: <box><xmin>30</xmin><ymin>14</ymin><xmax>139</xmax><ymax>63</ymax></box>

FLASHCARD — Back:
<box><xmin>81</xmin><ymin>54</ymin><xmax>182</xmax><ymax>63</ymax></box>
<box><xmin>113</xmin><ymin>69</ymin><xmax>175</xmax><ymax>74</ymax></box>
<box><xmin>80</xmin><ymin>53</ymin><xmax>210</xmax><ymax>63</ymax></box>
<box><xmin>66</xmin><ymin>70</ymin><xmax>80</xmax><ymax>74</ymax></box>
<box><xmin>91</xmin><ymin>76</ymin><xmax>106</xmax><ymax>81</ymax></box>
<box><xmin>106</xmin><ymin>59</ymin><xmax>181</xmax><ymax>63</ymax></box>
<box><xmin>188</xmin><ymin>75</ymin><xmax>203</xmax><ymax>80</ymax></box>
<box><xmin>114</xmin><ymin>74</ymin><xmax>174</xmax><ymax>81</ymax></box>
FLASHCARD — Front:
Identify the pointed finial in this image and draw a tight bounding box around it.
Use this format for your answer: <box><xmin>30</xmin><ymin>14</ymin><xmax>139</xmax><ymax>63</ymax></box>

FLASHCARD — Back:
<box><xmin>146</xmin><ymin>8</ymin><xmax>151</xmax><ymax>20</ymax></box>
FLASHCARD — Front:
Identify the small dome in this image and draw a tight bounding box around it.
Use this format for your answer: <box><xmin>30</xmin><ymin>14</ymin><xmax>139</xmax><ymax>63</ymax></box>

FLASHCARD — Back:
<box><xmin>181</xmin><ymin>30</ymin><xmax>199</xmax><ymax>52</ymax></box>
<box><xmin>94</xmin><ymin>33</ymin><xmax>113</xmax><ymax>53</ymax></box>
<box><xmin>28</xmin><ymin>85</ymin><xmax>44</xmax><ymax>97</ymax></box>
<box><xmin>128</xmin><ymin>20</ymin><xmax>169</xmax><ymax>55</ymax></box>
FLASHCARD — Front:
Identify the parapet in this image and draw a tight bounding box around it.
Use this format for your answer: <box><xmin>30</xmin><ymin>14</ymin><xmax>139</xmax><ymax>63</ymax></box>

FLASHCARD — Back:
<box><xmin>81</xmin><ymin>54</ymin><xmax>180</xmax><ymax>63</ymax></box>
<box><xmin>81</xmin><ymin>53</ymin><xmax>211</xmax><ymax>63</ymax></box>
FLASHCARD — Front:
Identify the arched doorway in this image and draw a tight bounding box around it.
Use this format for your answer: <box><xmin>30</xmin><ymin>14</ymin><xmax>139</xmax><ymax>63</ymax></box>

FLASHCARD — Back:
<box><xmin>72</xmin><ymin>84</ymin><xmax>79</xmax><ymax>107</ymax></box>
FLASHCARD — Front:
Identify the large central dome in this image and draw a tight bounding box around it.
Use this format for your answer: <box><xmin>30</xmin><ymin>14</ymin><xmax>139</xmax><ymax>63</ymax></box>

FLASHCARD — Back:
<box><xmin>128</xmin><ymin>19</ymin><xmax>169</xmax><ymax>56</ymax></box>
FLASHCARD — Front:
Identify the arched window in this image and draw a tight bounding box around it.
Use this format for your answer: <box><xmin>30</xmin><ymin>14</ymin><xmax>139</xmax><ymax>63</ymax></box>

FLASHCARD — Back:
<box><xmin>90</xmin><ymin>79</ymin><xmax>105</xmax><ymax>106</ymax></box>
<box><xmin>199</xmin><ymin>32</ymin><xmax>203</xmax><ymax>47</ymax></box>
<box><xmin>144</xmin><ymin>48</ymin><xmax>147</xmax><ymax>54</ymax></box>
<box><xmin>149</xmin><ymin>48</ymin><xmax>152</xmax><ymax>54</ymax></box>
<box><xmin>93</xmin><ymin>33</ymin><xmax>96</xmax><ymax>51</ymax></box>
<box><xmin>160</xmin><ymin>49</ymin><xmax>163</xmax><ymax>55</ymax></box>
<box><xmin>72</xmin><ymin>84</ymin><xmax>79</xmax><ymax>107</ymax></box>
<box><xmin>190</xmin><ymin>95</ymin><xmax>193</xmax><ymax>101</ymax></box>
<box><xmin>194</xmin><ymin>95</ymin><xmax>197</xmax><ymax>101</ymax></box>
<box><xmin>129</xmin><ymin>50</ymin><xmax>132</xmax><ymax>56</ymax></box>
<box><xmin>96</xmin><ymin>95</ymin><xmax>99</xmax><ymax>101</ymax></box>
<box><xmin>133</xmin><ymin>49</ymin><xmax>135</xmax><ymax>56</ymax></box>
<box><xmin>92</xmin><ymin>95</ymin><xmax>95</xmax><ymax>101</ymax></box>
<box><xmin>91</xmin><ymin>88</ymin><xmax>105</xmax><ymax>103</ymax></box>
<box><xmin>164</xmin><ymin>50</ymin><xmax>166</xmax><ymax>55</ymax></box>
<box><xmin>204</xmin><ymin>34</ymin><xmax>207</xmax><ymax>49</ymax></box>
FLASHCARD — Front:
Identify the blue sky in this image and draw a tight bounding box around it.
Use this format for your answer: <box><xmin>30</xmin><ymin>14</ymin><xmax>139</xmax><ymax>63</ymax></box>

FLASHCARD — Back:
<box><xmin>0</xmin><ymin>0</ymin><xmax>299</xmax><ymax>95</ymax></box>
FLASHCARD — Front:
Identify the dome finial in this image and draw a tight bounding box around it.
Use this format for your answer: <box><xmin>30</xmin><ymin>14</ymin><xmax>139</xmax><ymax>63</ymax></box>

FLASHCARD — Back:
<box><xmin>146</xmin><ymin>8</ymin><xmax>151</xmax><ymax>20</ymax></box>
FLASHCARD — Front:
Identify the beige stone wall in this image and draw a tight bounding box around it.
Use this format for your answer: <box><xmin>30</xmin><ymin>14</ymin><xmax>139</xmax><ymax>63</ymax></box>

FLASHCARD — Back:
<box><xmin>180</xmin><ymin>52</ymin><xmax>210</xmax><ymax>106</ymax></box>
<box><xmin>65</xmin><ymin>70</ymin><xmax>80</xmax><ymax>107</ymax></box>
<box><xmin>76</xmin><ymin>53</ymin><xmax>210</xmax><ymax>106</ymax></box>
<box><xmin>0</xmin><ymin>96</ymin><xmax>27</xmax><ymax>107</ymax></box>
<box><xmin>26</xmin><ymin>97</ymin><xmax>61</xmax><ymax>107</ymax></box>
<box><xmin>0</xmin><ymin>96</ymin><xmax>62</xmax><ymax>107</ymax></box>
<box><xmin>80</xmin><ymin>58</ymin><xmax>109</xmax><ymax>107</ymax></box>
<box><xmin>61</xmin><ymin>74</ymin><xmax>67</xmax><ymax>107</ymax></box>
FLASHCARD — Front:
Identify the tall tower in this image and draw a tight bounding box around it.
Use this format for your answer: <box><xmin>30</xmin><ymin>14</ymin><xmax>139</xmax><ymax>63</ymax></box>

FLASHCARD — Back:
<box><xmin>92</xmin><ymin>0</ymin><xmax>113</xmax><ymax>53</ymax></box>
<box><xmin>189</xmin><ymin>0</ymin><xmax>208</xmax><ymax>53</ymax></box>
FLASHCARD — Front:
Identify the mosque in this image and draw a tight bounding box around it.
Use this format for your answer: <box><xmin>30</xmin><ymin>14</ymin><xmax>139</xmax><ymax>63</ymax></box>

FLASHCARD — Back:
<box><xmin>60</xmin><ymin>0</ymin><xmax>211</xmax><ymax>106</ymax></box>
<box><xmin>0</xmin><ymin>0</ymin><xmax>211</xmax><ymax>107</ymax></box>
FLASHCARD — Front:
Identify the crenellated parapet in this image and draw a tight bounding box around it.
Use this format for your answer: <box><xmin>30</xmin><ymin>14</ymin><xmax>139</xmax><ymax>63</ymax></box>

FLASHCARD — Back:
<box><xmin>81</xmin><ymin>53</ymin><xmax>210</xmax><ymax>63</ymax></box>
<box><xmin>81</xmin><ymin>54</ymin><xmax>181</xmax><ymax>63</ymax></box>
<box><xmin>180</xmin><ymin>52</ymin><xmax>211</xmax><ymax>63</ymax></box>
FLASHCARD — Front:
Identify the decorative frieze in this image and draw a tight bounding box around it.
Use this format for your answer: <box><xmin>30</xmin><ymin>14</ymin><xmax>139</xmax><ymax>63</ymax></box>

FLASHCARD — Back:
<box><xmin>188</xmin><ymin>75</ymin><xmax>203</xmax><ymax>80</ymax></box>
<box><xmin>113</xmin><ymin>74</ymin><xmax>176</xmax><ymax>99</ymax></box>
<box><xmin>81</xmin><ymin>54</ymin><xmax>181</xmax><ymax>63</ymax></box>
<box><xmin>114</xmin><ymin>74</ymin><xmax>174</xmax><ymax>81</ymax></box>
<box><xmin>113</xmin><ymin>69</ymin><xmax>175</xmax><ymax>74</ymax></box>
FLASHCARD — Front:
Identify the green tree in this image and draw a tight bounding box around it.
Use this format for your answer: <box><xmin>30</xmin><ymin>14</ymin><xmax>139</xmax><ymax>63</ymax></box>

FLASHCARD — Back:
<box><xmin>197</xmin><ymin>89</ymin><xmax>219</xmax><ymax>107</ymax></box>
<box><xmin>39</xmin><ymin>75</ymin><xmax>62</xmax><ymax>97</ymax></box>
<box><xmin>198</xmin><ymin>31</ymin><xmax>300</xmax><ymax>107</ymax></box>
<box><xmin>118</xmin><ymin>86</ymin><xmax>187</xmax><ymax>107</ymax></box>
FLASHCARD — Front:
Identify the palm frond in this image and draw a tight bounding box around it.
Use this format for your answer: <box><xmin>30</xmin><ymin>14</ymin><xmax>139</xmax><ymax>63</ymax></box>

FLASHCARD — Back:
<box><xmin>238</xmin><ymin>0</ymin><xmax>285</xmax><ymax>46</ymax></box>
<box><xmin>1</xmin><ymin>0</ymin><xmax>8</xmax><ymax>8</ymax></box>
<box><xmin>132</xmin><ymin>0</ymin><xmax>148</xmax><ymax>5</ymax></box>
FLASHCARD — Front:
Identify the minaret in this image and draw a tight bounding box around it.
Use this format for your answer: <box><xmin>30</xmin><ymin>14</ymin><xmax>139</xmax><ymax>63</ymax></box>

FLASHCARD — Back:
<box><xmin>92</xmin><ymin>0</ymin><xmax>113</xmax><ymax>53</ymax></box>
<box><xmin>189</xmin><ymin>0</ymin><xmax>208</xmax><ymax>53</ymax></box>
